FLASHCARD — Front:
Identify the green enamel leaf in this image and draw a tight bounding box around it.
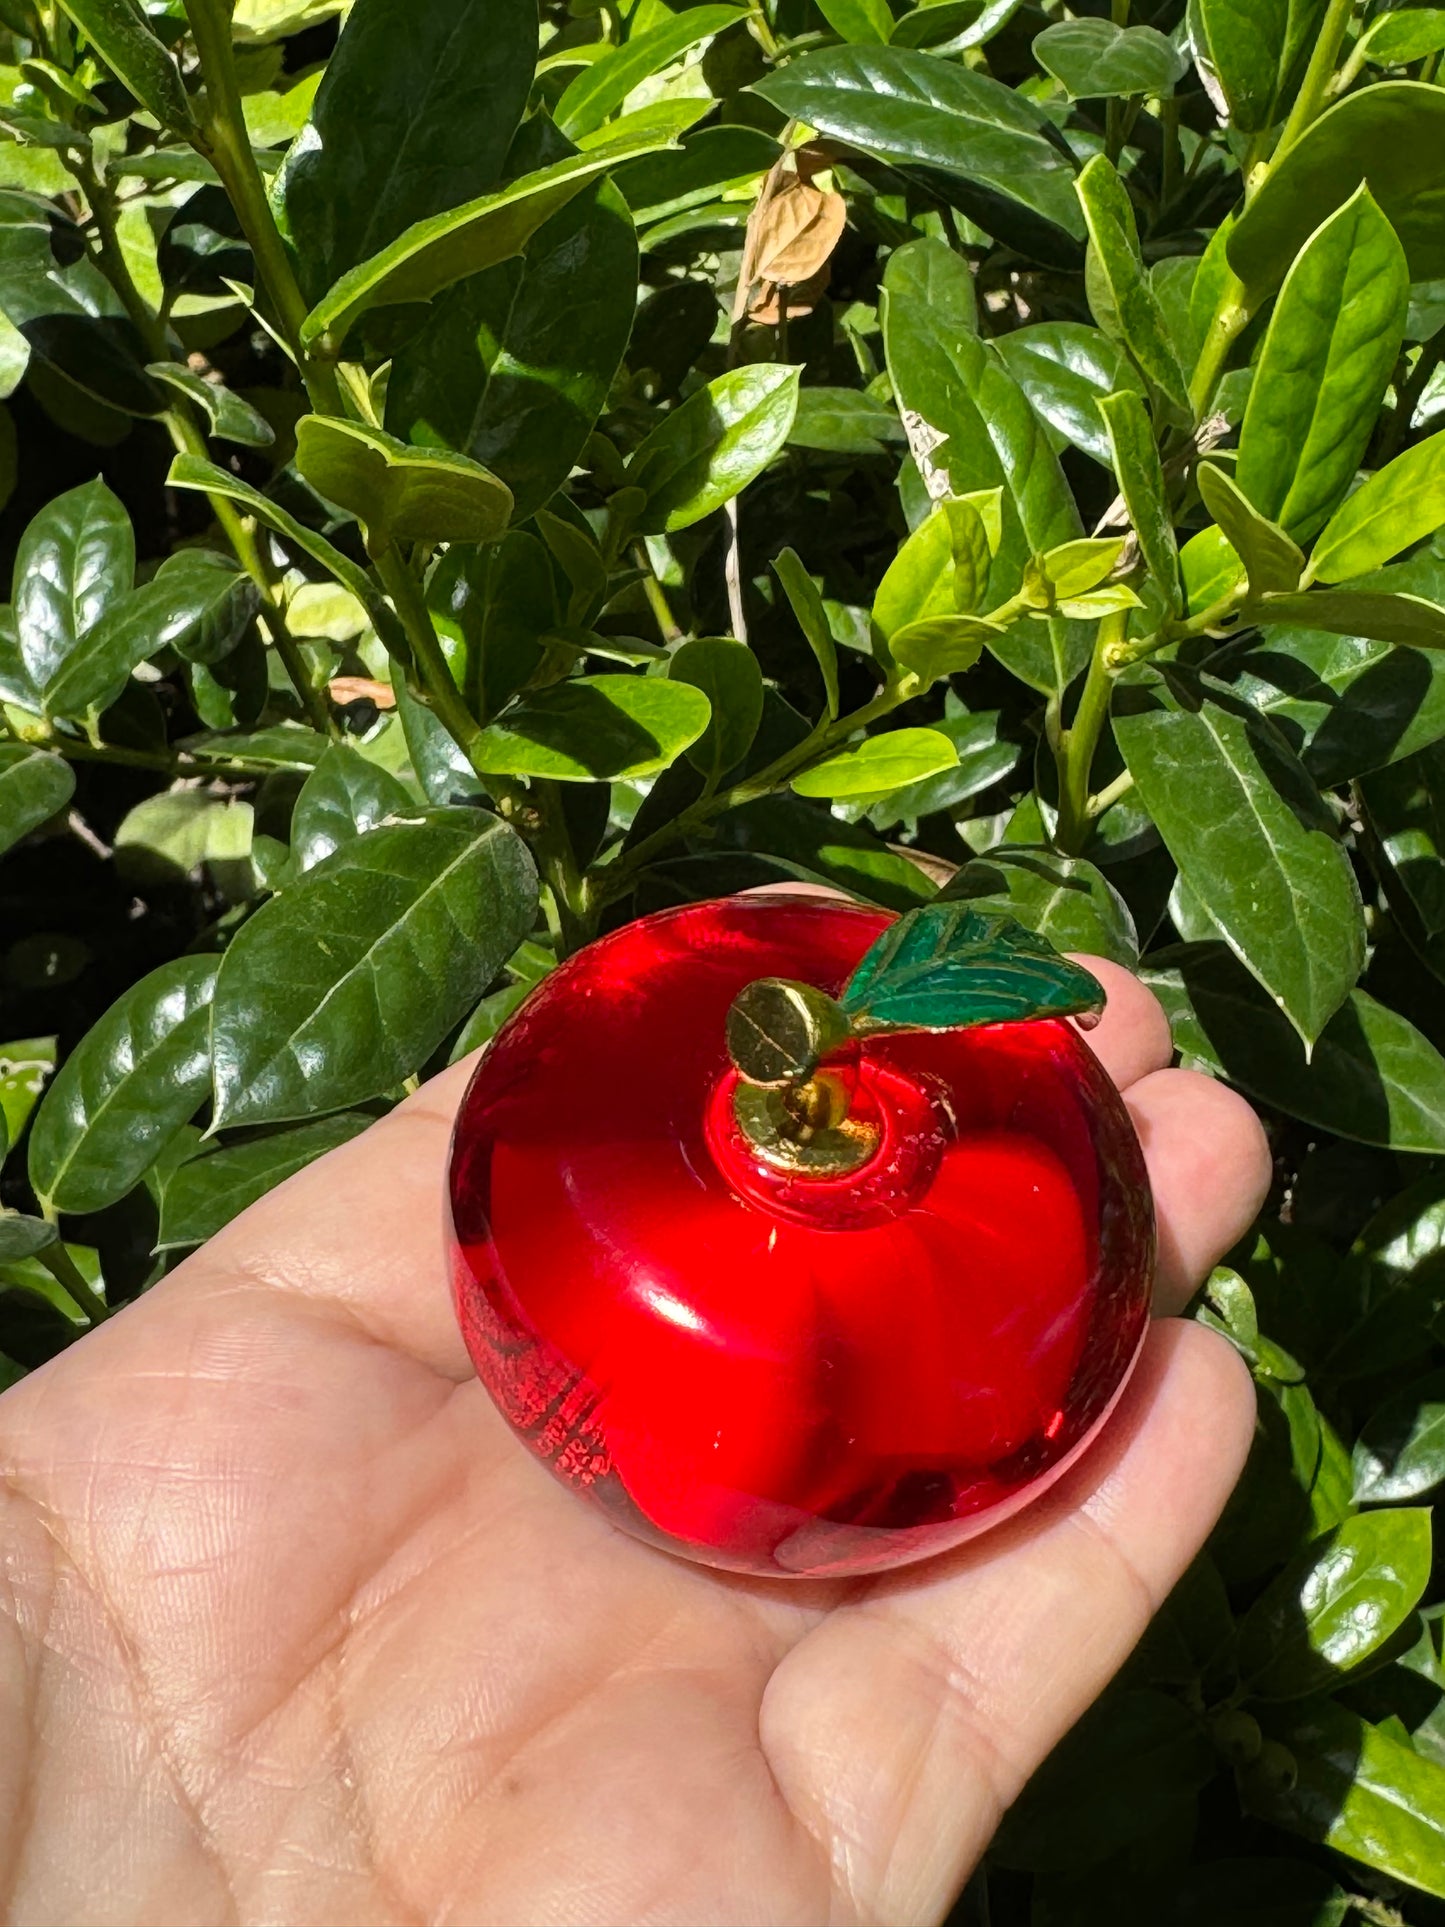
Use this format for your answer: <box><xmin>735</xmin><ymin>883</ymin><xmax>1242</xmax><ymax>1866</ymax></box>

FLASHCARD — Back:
<box><xmin>840</xmin><ymin>901</ymin><xmax>1106</xmax><ymax>1033</ymax></box>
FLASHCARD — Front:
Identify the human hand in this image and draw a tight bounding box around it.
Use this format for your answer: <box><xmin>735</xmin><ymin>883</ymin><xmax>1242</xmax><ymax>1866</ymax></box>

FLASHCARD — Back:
<box><xmin>0</xmin><ymin>955</ymin><xmax>1269</xmax><ymax>1926</ymax></box>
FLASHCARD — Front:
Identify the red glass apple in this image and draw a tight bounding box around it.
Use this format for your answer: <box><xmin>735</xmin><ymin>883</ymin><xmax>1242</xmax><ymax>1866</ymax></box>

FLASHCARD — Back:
<box><xmin>448</xmin><ymin>895</ymin><xmax>1154</xmax><ymax>1578</ymax></box>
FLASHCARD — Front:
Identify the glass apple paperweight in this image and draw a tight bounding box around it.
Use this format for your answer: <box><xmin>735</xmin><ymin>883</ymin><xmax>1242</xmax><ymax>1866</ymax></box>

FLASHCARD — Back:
<box><xmin>448</xmin><ymin>895</ymin><xmax>1154</xmax><ymax>1579</ymax></box>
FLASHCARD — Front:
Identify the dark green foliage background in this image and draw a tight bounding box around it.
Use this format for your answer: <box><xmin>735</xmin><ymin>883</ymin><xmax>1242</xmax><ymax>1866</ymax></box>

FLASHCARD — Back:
<box><xmin>1</xmin><ymin>0</ymin><xmax>1445</xmax><ymax>1916</ymax></box>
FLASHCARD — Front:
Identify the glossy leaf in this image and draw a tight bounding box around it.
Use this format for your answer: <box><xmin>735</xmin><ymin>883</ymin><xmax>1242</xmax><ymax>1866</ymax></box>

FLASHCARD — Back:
<box><xmin>882</xmin><ymin>241</ymin><xmax>1085</xmax><ymax>692</ymax></box>
<box><xmin>0</xmin><ymin>742</ymin><xmax>73</xmax><ymax>857</ymax></box>
<box><xmin>0</xmin><ymin>1038</ymin><xmax>55</xmax><ymax>1155</ymax></box>
<box><xmin>57</xmin><ymin>0</ymin><xmax>196</xmax><ymax>132</ymax></box>
<box><xmin>427</xmin><ymin>529</ymin><xmax>557</xmax><ymax>727</ymax></box>
<box><xmin>474</xmin><ymin>677</ymin><xmax>711</xmax><ymax>781</ymax></box>
<box><xmin>1236</xmin><ymin>188</ymin><xmax>1408</xmax><ymax>543</ymax></box>
<box><xmin>13</xmin><ymin>477</ymin><xmax>133</xmax><ymax>702</ymax></box>
<box><xmin>1114</xmin><ymin>669</ymin><xmax>1364</xmax><ymax>1046</ymax></box>
<box><xmin>271</xmin><ymin>0</ymin><xmax>538</xmax><ymax>305</ymax></box>
<box><xmin>840</xmin><ymin>901</ymin><xmax>1106</xmax><ymax>1032</ymax></box>
<box><xmin>144</xmin><ymin>362</ymin><xmax>275</xmax><ymax>447</ymax></box>
<box><xmin>793</xmin><ymin>727</ymin><xmax>959</xmax><ymax>800</ymax></box>
<box><xmin>211</xmin><ymin>808</ymin><xmax>538</xmax><ymax>1128</ymax></box>
<box><xmin>874</xmin><ymin>497</ymin><xmax>992</xmax><ymax>640</ymax></box>
<box><xmin>1229</xmin><ymin>83</ymin><xmax>1445</xmax><ymax>295</ymax></box>
<box><xmin>1035</xmin><ymin>20</ymin><xmax>1187</xmax><ymax>98</ymax></box>
<box><xmin>1362</xmin><ymin>7</ymin><xmax>1445</xmax><ymax>65</ymax></box>
<box><xmin>156</xmin><ymin>1113</ymin><xmax>374</xmax><ymax>1250</ymax></box>
<box><xmin>387</xmin><ymin>172</ymin><xmax>636</xmax><ymax>523</ymax></box>
<box><xmin>1188</xmin><ymin>0</ymin><xmax>1328</xmax><ymax>134</ymax></box>
<box><xmin>668</xmin><ymin>637</ymin><xmax>764</xmax><ymax>784</ymax></box>
<box><xmin>816</xmin><ymin>0</ymin><xmax>893</xmax><ymax>41</ymax></box>
<box><xmin>940</xmin><ymin>845</ymin><xmax>1139</xmax><ymax>964</ymax></box>
<box><xmin>1180</xmin><ymin>522</ymin><xmax>1246</xmax><ymax>615</ymax></box>
<box><xmin>773</xmin><ymin>548</ymin><xmax>839</xmax><ymax>719</ymax></box>
<box><xmin>753</xmin><ymin>46</ymin><xmax>1085</xmax><ymax>265</ymax></box>
<box><xmin>627</xmin><ymin>364</ymin><xmax>801</xmax><ymax>534</ymax></box>
<box><xmin>291</xmin><ymin>744</ymin><xmax>412</xmax><ymax>872</ymax></box>
<box><xmin>889</xmin><ymin>616</ymin><xmax>997</xmax><ymax>685</ymax></box>
<box><xmin>1197</xmin><ymin>461</ymin><xmax>1304</xmax><ymax>596</ymax></box>
<box><xmin>27</xmin><ymin>955</ymin><xmax>217</xmax><ymax>1215</ymax></box>
<box><xmin>1098</xmin><ymin>388</ymin><xmax>1179</xmax><ymax>612</ymax></box>
<box><xmin>556</xmin><ymin>6</ymin><xmax>742</xmax><ymax>139</ymax></box>
<box><xmin>1244</xmin><ymin>1700</ymin><xmax>1445</xmax><ymax>1897</ymax></box>
<box><xmin>0</xmin><ymin>1213</ymin><xmax>57</xmax><ymax>1261</ymax></box>
<box><xmin>1239</xmin><ymin>1510</ymin><xmax>1433</xmax><ymax>1698</ymax></box>
<box><xmin>788</xmin><ymin>388</ymin><xmax>905</xmax><ymax>456</ymax></box>
<box><xmin>996</xmin><ymin>322</ymin><xmax>1144</xmax><ymax>467</ymax></box>
<box><xmin>1309</xmin><ymin>429</ymin><xmax>1445</xmax><ymax>584</ymax></box>
<box><xmin>1254</xmin><ymin>588</ymin><xmax>1445</xmax><ymax>649</ymax></box>
<box><xmin>295</xmin><ymin>415</ymin><xmax>512</xmax><ymax>552</ymax></box>
<box><xmin>1143</xmin><ymin>942</ymin><xmax>1445</xmax><ymax>1150</ymax></box>
<box><xmin>1076</xmin><ymin>154</ymin><xmax>1190</xmax><ymax>418</ymax></box>
<box><xmin>300</xmin><ymin>131</ymin><xmax>668</xmax><ymax>351</ymax></box>
<box><xmin>1354</xmin><ymin>1371</ymin><xmax>1445</xmax><ymax>1501</ymax></box>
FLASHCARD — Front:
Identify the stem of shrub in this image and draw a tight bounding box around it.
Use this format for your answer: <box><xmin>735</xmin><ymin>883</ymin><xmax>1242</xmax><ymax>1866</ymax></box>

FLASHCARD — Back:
<box><xmin>1055</xmin><ymin>613</ymin><xmax>1123</xmax><ymax>855</ymax></box>
<box><xmin>37</xmin><ymin>1243</ymin><xmax>109</xmax><ymax>1326</ymax></box>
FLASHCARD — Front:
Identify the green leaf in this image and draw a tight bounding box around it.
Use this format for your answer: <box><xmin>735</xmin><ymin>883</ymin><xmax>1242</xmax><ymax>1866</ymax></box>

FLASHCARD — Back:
<box><xmin>44</xmin><ymin>551</ymin><xmax>261</xmax><ymax>720</ymax></box>
<box><xmin>1098</xmin><ymin>388</ymin><xmax>1179</xmax><ymax>613</ymax></box>
<box><xmin>1354</xmin><ymin>1370</ymin><xmax>1445</xmax><ymax>1502</ymax></box>
<box><xmin>668</xmin><ymin>637</ymin><xmax>764</xmax><ymax>783</ymax></box>
<box><xmin>164</xmin><ymin>456</ymin><xmax>396</xmax><ymax>642</ymax></box>
<box><xmin>840</xmin><ymin>900</ymin><xmax>1106</xmax><ymax>1035</ymax></box>
<box><xmin>627</xmin><ymin>363</ymin><xmax>800</xmax><ymax>534</ymax></box>
<box><xmin>211</xmin><ymin>808</ymin><xmax>538</xmax><ymax>1128</ymax></box>
<box><xmin>300</xmin><ymin>131</ymin><xmax>670</xmax><ymax>352</ymax></box>
<box><xmin>144</xmin><ymin>362</ymin><xmax>275</xmax><ymax>447</ymax></box>
<box><xmin>1076</xmin><ymin>159</ymin><xmax>1190</xmax><ymax>421</ymax></box>
<box><xmin>56</xmin><ymin>0</ymin><xmax>196</xmax><ymax>132</ymax></box>
<box><xmin>1361</xmin><ymin>6</ymin><xmax>1445</xmax><ymax>65</ymax></box>
<box><xmin>113</xmin><ymin>791</ymin><xmax>253</xmax><ymax>886</ymax></box>
<box><xmin>295</xmin><ymin>415</ymin><xmax>512</xmax><ymax>553</ymax></box>
<box><xmin>181</xmin><ymin>725</ymin><xmax>331</xmax><ymax>772</ymax></box>
<box><xmin>555</xmin><ymin>6</ymin><xmax>742</xmax><ymax>139</ymax></box>
<box><xmin>1253</xmin><ymin>588</ymin><xmax>1445</xmax><ymax>649</ymax></box>
<box><xmin>996</xmin><ymin>321</ymin><xmax>1145</xmax><ymax>467</ymax></box>
<box><xmin>449</xmin><ymin>980</ymin><xmax>530</xmax><ymax>1063</ymax></box>
<box><xmin>1197</xmin><ymin>461</ymin><xmax>1305</xmax><ymax>596</ymax></box>
<box><xmin>474</xmin><ymin>676</ymin><xmax>711</xmax><ymax>781</ymax></box>
<box><xmin>864</xmin><ymin>697</ymin><xmax>1020</xmax><ymax>829</ymax></box>
<box><xmin>889</xmin><ymin>616</ymin><xmax>997</xmax><ymax>684</ymax></box>
<box><xmin>1229</xmin><ymin>83</ymin><xmax>1445</xmax><ymax>295</ymax></box>
<box><xmin>1114</xmin><ymin>669</ymin><xmax>1364</xmax><ymax>1046</ymax></box>
<box><xmin>793</xmin><ymin>727</ymin><xmax>959</xmax><ymax>799</ymax></box>
<box><xmin>1180</xmin><ymin>522</ymin><xmax>1246</xmax><ymax>615</ymax></box>
<box><xmin>1143</xmin><ymin>943</ymin><xmax>1445</xmax><ymax>1150</ymax></box>
<box><xmin>773</xmin><ymin>549</ymin><xmax>839</xmax><ymax>719</ymax></box>
<box><xmin>939</xmin><ymin>845</ymin><xmax>1139</xmax><ymax>964</ymax></box>
<box><xmin>874</xmin><ymin>497</ymin><xmax>993</xmax><ymax>641</ymax></box>
<box><xmin>1309</xmin><ymin>429</ymin><xmax>1445</xmax><ymax>584</ymax></box>
<box><xmin>426</xmin><ymin>528</ymin><xmax>558</xmax><ymax>727</ymax></box>
<box><xmin>816</xmin><ymin>0</ymin><xmax>893</xmax><ymax>42</ymax></box>
<box><xmin>1243</xmin><ymin>1701</ymin><xmax>1445</xmax><ymax>1897</ymax></box>
<box><xmin>156</xmin><ymin>1113</ymin><xmax>373</xmax><ymax>1250</ymax></box>
<box><xmin>387</xmin><ymin>167</ymin><xmax>637</xmax><ymax>523</ymax></box>
<box><xmin>1029</xmin><ymin>535</ymin><xmax>1128</xmax><ymax>601</ymax></box>
<box><xmin>13</xmin><ymin>477</ymin><xmax>133</xmax><ymax>702</ymax></box>
<box><xmin>291</xmin><ymin>743</ymin><xmax>412</xmax><ymax>872</ymax></box>
<box><xmin>27</xmin><ymin>956</ymin><xmax>217</xmax><ymax>1216</ymax></box>
<box><xmin>1034</xmin><ymin>19</ymin><xmax>1187</xmax><ymax>98</ymax></box>
<box><xmin>0</xmin><ymin>1212</ymin><xmax>56</xmax><ymax>1261</ymax></box>
<box><xmin>0</xmin><ymin>742</ymin><xmax>73</xmax><ymax>858</ymax></box>
<box><xmin>0</xmin><ymin>1037</ymin><xmax>55</xmax><ymax>1153</ymax></box>
<box><xmin>882</xmin><ymin>241</ymin><xmax>1086</xmax><ymax>693</ymax></box>
<box><xmin>752</xmin><ymin>46</ymin><xmax>1086</xmax><ymax>266</ymax></box>
<box><xmin>1239</xmin><ymin>1511</ymin><xmax>1434</xmax><ymax>1699</ymax></box>
<box><xmin>1236</xmin><ymin>187</ymin><xmax>1409</xmax><ymax>543</ymax></box>
<box><xmin>270</xmin><ymin>0</ymin><xmax>538</xmax><ymax>306</ymax></box>
<box><xmin>1188</xmin><ymin>0</ymin><xmax>1329</xmax><ymax>134</ymax></box>
<box><xmin>788</xmin><ymin>387</ymin><xmax>906</xmax><ymax>456</ymax></box>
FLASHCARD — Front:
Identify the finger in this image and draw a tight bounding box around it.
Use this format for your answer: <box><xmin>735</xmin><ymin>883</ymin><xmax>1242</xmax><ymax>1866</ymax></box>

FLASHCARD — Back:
<box><xmin>759</xmin><ymin>1321</ymin><xmax>1254</xmax><ymax>1926</ymax></box>
<box><xmin>1064</xmin><ymin>954</ymin><xmax>1174</xmax><ymax>1092</ymax></box>
<box><xmin>161</xmin><ymin>1058</ymin><xmax>483</xmax><ymax>1378</ymax></box>
<box><xmin>1129</xmin><ymin>1068</ymin><xmax>1273</xmax><ymax>1315</ymax></box>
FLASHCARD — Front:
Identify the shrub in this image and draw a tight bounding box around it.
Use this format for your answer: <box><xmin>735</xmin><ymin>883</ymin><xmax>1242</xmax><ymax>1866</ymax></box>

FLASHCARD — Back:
<box><xmin>0</xmin><ymin>0</ymin><xmax>1443</xmax><ymax>1915</ymax></box>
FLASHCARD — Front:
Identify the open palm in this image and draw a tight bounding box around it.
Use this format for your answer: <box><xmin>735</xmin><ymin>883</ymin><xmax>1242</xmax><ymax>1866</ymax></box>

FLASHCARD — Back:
<box><xmin>0</xmin><ymin>959</ymin><xmax>1269</xmax><ymax>1927</ymax></box>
